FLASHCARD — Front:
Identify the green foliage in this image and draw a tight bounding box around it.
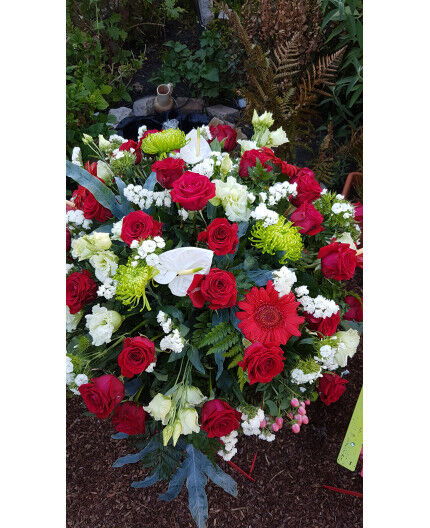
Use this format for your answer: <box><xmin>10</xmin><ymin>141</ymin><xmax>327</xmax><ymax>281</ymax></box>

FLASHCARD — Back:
<box><xmin>139</xmin><ymin>433</ymin><xmax>184</xmax><ymax>480</ymax></box>
<box><xmin>151</xmin><ymin>29</ymin><xmax>240</xmax><ymax>99</ymax></box>
<box><xmin>66</xmin><ymin>0</ymin><xmax>145</xmax><ymax>154</ymax></box>
<box><xmin>320</xmin><ymin>0</ymin><xmax>363</xmax><ymax>136</ymax></box>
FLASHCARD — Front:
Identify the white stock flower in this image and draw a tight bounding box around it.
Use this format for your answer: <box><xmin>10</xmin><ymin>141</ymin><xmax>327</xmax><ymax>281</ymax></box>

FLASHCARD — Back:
<box><xmin>66</xmin><ymin>306</ymin><xmax>84</xmax><ymax>332</ymax></box>
<box><xmin>334</xmin><ymin>329</ymin><xmax>360</xmax><ymax>367</ymax></box>
<box><xmin>85</xmin><ymin>304</ymin><xmax>122</xmax><ymax>346</ymax></box>
<box><xmin>74</xmin><ymin>374</ymin><xmax>88</xmax><ymax>387</ymax></box>
<box><xmin>90</xmin><ymin>250</ymin><xmax>119</xmax><ymax>282</ymax></box>
<box><xmin>273</xmin><ymin>267</ymin><xmax>297</xmax><ymax>297</ymax></box>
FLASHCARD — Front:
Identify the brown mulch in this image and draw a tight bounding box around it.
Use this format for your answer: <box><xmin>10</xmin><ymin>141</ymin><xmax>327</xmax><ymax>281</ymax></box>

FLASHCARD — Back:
<box><xmin>67</xmin><ymin>350</ymin><xmax>363</xmax><ymax>528</ymax></box>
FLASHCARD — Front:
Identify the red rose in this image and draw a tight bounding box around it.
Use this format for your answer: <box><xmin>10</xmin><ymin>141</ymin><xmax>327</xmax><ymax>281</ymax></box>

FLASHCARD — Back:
<box><xmin>66</xmin><ymin>228</ymin><xmax>71</xmax><ymax>252</ymax></box>
<box><xmin>209</xmin><ymin>124</ymin><xmax>238</xmax><ymax>152</ymax></box>
<box><xmin>305</xmin><ymin>311</ymin><xmax>340</xmax><ymax>336</ymax></box>
<box><xmin>239</xmin><ymin>147</ymin><xmax>277</xmax><ymax>179</ymax></box>
<box><xmin>344</xmin><ymin>295</ymin><xmax>363</xmax><ymax>322</ymax></box>
<box><xmin>318</xmin><ymin>372</ymin><xmax>348</xmax><ymax>406</ymax></box>
<box><xmin>170</xmin><ymin>171</ymin><xmax>216</xmax><ymax>211</ymax></box>
<box><xmin>71</xmin><ymin>185</ymin><xmax>88</xmax><ymax>209</ymax></box>
<box><xmin>197</xmin><ymin>218</ymin><xmax>239</xmax><ymax>255</ymax></box>
<box><xmin>85</xmin><ymin>161</ymin><xmax>98</xmax><ymax>176</ymax></box>
<box><xmin>238</xmin><ymin>342</ymin><xmax>285</xmax><ymax>384</ymax></box>
<box><xmin>290</xmin><ymin>168</ymin><xmax>322</xmax><ymax>206</ymax></box>
<box><xmin>120</xmin><ymin>210</ymin><xmax>163</xmax><ymax>246</ymax></box>
<box><xmin>83</xmin><ymin>192</ymin><xmax>113</xmax><ymax>223</ymax></box>
<box><xmin>200</xmin><ymin>399</ymin><xmax>241</xmax><ymax>438</ymax></box>
<box><xmin>66</xmin><ymin>270</ymin><xmax>97</xmax><ymax>314</ymax></box>
<box><xmin>152</xmin><ymin>157</ymin><xmax>186</xmax><ymax>189</ymax></box>
<box><xmin>318</xmin><ymin>240</ymin><xmax>357</xmax><ymax>281</ymax></box>
<box><xmin>290</xmin><ymin>201</ymin><xmax>325</xmax><ymax>236</ymax></box>
<box><xmin>187</xmin><ymin>268</ymin><xmax>237</xmax><ymax>310</ymax></box>
<box><xmin>280</xmin><ymin>161</ymin><xmax>300</xmax><ymax>178</ymax></box>
<box><xmin>78</xmin><ymin>374</ymin><xmax>125</xmax><ymax>419</ymax></box>
<box><xmin>118</xmin><ymin>336</ymin><xmax>156</xmax><ymax>378</ymax></box>
<box><xmin>119</xmin><ymin>139</ymin><xmax>142</xmax><ymax>164</ymax></box>
<box><xmin>112</xmin><ymin>402</ymin><xmax>147</xmax><ymax>435</ymax></box>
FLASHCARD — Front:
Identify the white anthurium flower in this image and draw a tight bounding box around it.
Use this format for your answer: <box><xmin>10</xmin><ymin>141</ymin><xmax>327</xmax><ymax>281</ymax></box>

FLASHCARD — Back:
<box><xmin>154</xmin><ymin>247</ymin><xmax>213</xmax><ymax>296</ymax></box>
<box><xmin>179</xmin><ymin>128</ymin><xmax>212</xmax><ymax>165</ymax></box>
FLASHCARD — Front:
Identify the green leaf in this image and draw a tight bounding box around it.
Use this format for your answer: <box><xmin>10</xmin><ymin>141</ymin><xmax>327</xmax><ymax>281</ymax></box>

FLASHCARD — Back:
<box><xmin>188</xmin><ymin>345</ymin><xmax>205</xmax><ymax>374</ymax></box>
<box><xmin>201</xmin><ymin>67</ymin><xmax>219</xmax><ymax>83</ymax></box>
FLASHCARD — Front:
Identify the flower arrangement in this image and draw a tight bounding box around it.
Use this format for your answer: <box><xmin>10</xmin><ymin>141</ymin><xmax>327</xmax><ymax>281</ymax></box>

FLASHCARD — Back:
<box><xmin>66</xmin><ymin>114</ymin><xmax>363</xmax><ymax>528</ymax></box>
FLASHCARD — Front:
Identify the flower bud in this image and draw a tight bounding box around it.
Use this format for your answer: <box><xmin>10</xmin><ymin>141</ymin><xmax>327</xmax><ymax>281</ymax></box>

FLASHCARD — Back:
<box><xmin>291</xmin><ymin>423</ymin><xmax>301</xmax><ymax>434</ymax></box>
<box><xmin>301</xmin><ymin>415</ymin><xmax>309</xmax><ymax>425</ymax></box>
<box><xmin>260</xmin><ymin>419</ymin><xmax>267</xmax><ymax>428</ymax></box>
<box><xmin>271</xmin><ymin>423</ymin><xmax>280</xmax><ymax>432</ymax></box>
<box><xmin>290</xmin><ymin>398</ymin><xmax>300</xmax><ymax>408</ymax></box>
<box><xmin>172</xmin><ymin>419</ymin><xmax>182</xmax><ymax>446</ymax></box>
<box><xmin>162</xmin><ymin>424</ymin><xmax>174</xmax><ymax>446</ymax></box>
<box><xmin>98</xmin><ymin>135</ymin><xmax>111</xmax><ymax>151</ymax></box>
<box><xmin>294</xmin><ymin>414</ymin><xmax>303</xmax><ymax>424</ymax></box>
<box><xmin>298</xmin><ymin>407</ymin><xmax>306</xmax><ymax>416</ymax></box>
<box><xmin>275</xmin><ymin>417</ymin><xmax>283</xmax><ymax>428</ymax></box>
<box><xmin>96</xmin><ymin>161</ymin><xmax>113</xmax><ymax>184</ymax></box>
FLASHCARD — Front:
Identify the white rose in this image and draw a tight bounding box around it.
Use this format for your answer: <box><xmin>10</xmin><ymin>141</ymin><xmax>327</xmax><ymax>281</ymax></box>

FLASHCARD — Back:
<box><xmin>85</xmin><ymin>304</ymin><xmax>122</xmax><ymax>346</ymax></box>
<box><xmin>178</xmin><ymin>407</ymin><xmax>200</xmax><ymax>435</ymax></box>
<box><xmin>144</xmin><ymin>394</ymin><xmax>172</xmax><ymax>424</ymax></box>
<box><xmin>96</xmin><ymin>160</ymin><xmax>113</xmax><ymax>184</ymax></box>
<box><xmin>335</xmin><ymin>329</ymin><xmax>360</xmax><ymax>367</ymax></box>
<box><xmin>66</xmin><ymin>306</ymin><xmax>84</xmax><ymax>332</ymax></box>
<box><xmin>89</xmin><ymin>250</ymin><xmax>119</xmax><ymax>282</ymax></box>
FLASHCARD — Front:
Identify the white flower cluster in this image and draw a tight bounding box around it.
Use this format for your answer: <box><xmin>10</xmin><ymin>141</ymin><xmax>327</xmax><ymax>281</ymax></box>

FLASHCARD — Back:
<box><xmin>66</xmin><ymin>263</ymin><xmax>74</xmax><ymax>276</ymax></box>
<box><xmin>199</xmin><ymin>125</ymin><xmax>213</xmax><ymax>141</ymax></box>
<box><xmin>218</xmin><ymin>430</ymin><xmax>238</xmax><ymax>461</ymax></box>
<box><xmin>331</xmin><ymin>201</ymin><xmax>355</xmax><ymax>219</ymax></box>
<box><xmin>130</xmin><ymin>236</ymin><xmax>165</xmax><ymax>268</ymax></box>
<box><xmin>316</xmin><ymin>342</ymin><xmax>340</xmax><ymax>371</ymax></box>
<box><xmin>178</xmin><ymin>208</ymin><xmax>189</xmax><ymax>221</ymax></box>
<box><xmin>160</xmin><ymin>329</ymin><xmax>184</xmax><ymax>354</ymax></box>
<box><xmin>137</xmin><ymin>126</ymin><xmax>147</xmax><ymax>140</ymax></box>
<box><xmin>291</xmin><ymin>368</ymin><xmax>321</xmax><ymax>385</ymax></box>
<box><xmin>258</xmin><ymin>430</ymin><xmax>275</xmax><ymax>442</ymax></box>
<box><xmin>71</xmin><ymin>146</ymin><xmax>82</xmax><ymax>166</ymax></box>
<box><xmin>265</xmin><ymin>181</ymin><xmax>297</xmax><ymax>206</ymax></box>
<box><xmin>66</xmin><ymin>306</ymin><xmax>83</xmax><ymax>332</ymax></box>
<box><xmin>300</xmin><ymin>295</ymin><xmax>339</xmax><ymax>319</ymax></box>
<box><xmin>97</xmin><ymin>277</ymin><xmax>117</xmax><ymax>300</ymax></box>
<box><xmin>66</xmin><ymin>209</ymin><xmax>92</xmax><ymax>231</ymax></box>
<box><xmin>157</xmin><ymin>311</ymin><xmax>184</xmax><ymax>354</ymax></box>
<box><xmin>111</xmin><ymin>219</ymin><xmax>123</xmax><ymax>240</ymax></box>
<box><xmin>295</xmin><ymin>285</ymin><xmax>309</xmax><ymax>298</ymax></box>
<box><xmin>250</xmin><ymin>203</ymin><xmax>279</xmax><ymax>227</ymax></box>
<box><xmin>109</xmin><ymin>134</ymin><xmax>127</xmax><ymax>144</ymax></box>
<box><xmin>241</xmin><ymin>408</ymin><xmax>265</xmax><ymax>436</ymax></box>
<box><xmin>157</xmin><ymin>311</ymin><xmax>174</xmax><ymax>333</ymax></box>
<box><xmin>66</xmin><ymin>355</ymin><xmax>88</xmax><ymax>395</ymax></box>
<box><xmin>192</xmin><ymin>157</ymin><xmax>215</xmax><ymax>178</ymax></box>
<box><xmin>273</xmin><ymin>266</ymin><xmax>297</xmax><ymax>296</ymax></box>
<box><xmin>124</xmin><ymin>184</ymin><xmax>172</xmax><ymax>210</ymax></box>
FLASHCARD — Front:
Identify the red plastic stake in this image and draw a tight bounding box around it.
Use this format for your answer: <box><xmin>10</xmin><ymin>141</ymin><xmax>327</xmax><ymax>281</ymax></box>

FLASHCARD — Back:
<box><xmin>218</xmin><ymin>455</ymin><xmax>256</xmax><ymax>482</ymax></box>
<box><xmin>249</xmin><ymin>451</ymin><xmax>258</xmax><ymax>476</ymax></box>
<box><xmin>322</xmin><ymin>484</ymin><xmax>363</xmax><ymax>498</ymax></box>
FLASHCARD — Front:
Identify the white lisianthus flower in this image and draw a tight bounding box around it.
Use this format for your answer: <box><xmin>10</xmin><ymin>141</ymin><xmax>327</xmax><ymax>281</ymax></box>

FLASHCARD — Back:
<box><xmin>66</xmin><ymin>306</ymin><xmax>84</xmax><ymax>332</ymax></box>
<box><xmin>144</xmin><ymin>394</ymin><xmax>172</xmax><ymax>424</ymax></box>
<box><xmin>267</xmin><ymin>127</ymin><xmax>289</xmax><ymax>147</ymax></box>
<box><xmin>74</xmin><ymin>374</ymin><xmax>88</xmax><ymax>387</ymax></box>
<box><xmin>252</xmin><ymin>110</ymin><xmax>274</xmax><ymax>129</ymax></box>
<box><xmin>185</xmin><ymin>386</ymin><xmax>207</xmax><ymax>406</ymax></box>
<box><xmin>71</xmin><ymin>232</ymin><xmax>112</xmax><ymax>261</ymax></box>
<box><xmin>237</xmin><ymin>139</ymin><xmax>258</xmax><ymax>153</ymax></box>
<box><xmin>90</xmin><ymin>250</ymin><xmax>119</xmax><ymax>282</ymax></box>
<box><xmin>210</xmin><ymin>176</ymin><xmax>251</xmax><ymax>222</ymax></box>
<box><xmin>85</xmin><ymin>304</ymin><xmax>122</xmax><ymax>346</ymax></box>
<box><xmin>96</xmin><ymin>160</ymin><xmax>113</xmax><ymax>184</ymax></box>
<box><xmin>98</xmin><ymin>135</ymin><xmax>111</xmax><ymax>151</ymax></box>
<box><xmin>178</xmin><ymin>407</ymin><xmax>200</xmax><ymax>435</ymax></box>
<box><xmin>334</xmin><ymin>329</ymin><xmax>360</xmax><ymax>367</ymax></box>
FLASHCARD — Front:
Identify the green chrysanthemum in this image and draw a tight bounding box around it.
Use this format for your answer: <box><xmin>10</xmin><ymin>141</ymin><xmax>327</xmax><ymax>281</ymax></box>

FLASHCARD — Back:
<box><xmin>140</xmin><ymin>129</ymin><xmax>188</xmax><ymax>158</ymax></box>
<box><xmin>250</xmin><ymin>217</ymin><xmax>303</xmax><ymax>263</ymax></box>
<box><xmin>114</xmin><ymin>261</ymin><xmax>158</xmax><ymax>310</ymax></box>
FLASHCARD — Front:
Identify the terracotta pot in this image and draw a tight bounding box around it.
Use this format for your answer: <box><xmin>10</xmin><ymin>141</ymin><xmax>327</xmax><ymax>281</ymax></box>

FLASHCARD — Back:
<box><xmin>342</xmin><ymin>172</ymin><xmax>363</xmax><ymax>199</ymax></box>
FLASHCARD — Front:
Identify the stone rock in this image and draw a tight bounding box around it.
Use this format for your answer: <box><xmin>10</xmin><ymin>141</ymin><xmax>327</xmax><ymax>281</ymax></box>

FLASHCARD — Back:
<box><xmin>206</xmin><ymin>104</ymin><xmax>239</xmax><ymax>123</ymax></box>
<box><xmin>198</xmin><ymin>0</ymin><xmax>214</xmax><ymax>27</ymax></box>
<box><xmin>133</xmin><ymin>96</ymin><xmax>155</xmax><ymax>117</ymax></box>
<box><xmin>208</xmin><ymin>117</ymin><xmax>224</xmax><ymax>128</ymax></box>
<box><xmin>108</xmin><ymin>107</ymin><xmax>133</xmax><ymax>127</ymax></box>
<box><xmin>176</xmin><ymin>97</ymin><xmax>204</xmax><ymax>114</ymax></box>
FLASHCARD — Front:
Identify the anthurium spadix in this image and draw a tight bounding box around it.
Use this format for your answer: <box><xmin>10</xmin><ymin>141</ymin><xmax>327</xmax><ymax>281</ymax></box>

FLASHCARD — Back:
<box><xmin>153</xmin><ymin>247</ymin><xmax>214</xmax><ymax>296</ymax></box>
<box><xmin>179</xmin><ymin>128</ymin><xmax>212</xmax><ymax>165</ymax></box>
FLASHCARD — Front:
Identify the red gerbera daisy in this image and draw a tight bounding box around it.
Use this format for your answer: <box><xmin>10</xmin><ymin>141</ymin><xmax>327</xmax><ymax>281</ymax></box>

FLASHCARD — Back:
<box><xmin>236</xmin><ymin>281</ymin><xmax>304</xmax><ymax>345</ymax></box>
